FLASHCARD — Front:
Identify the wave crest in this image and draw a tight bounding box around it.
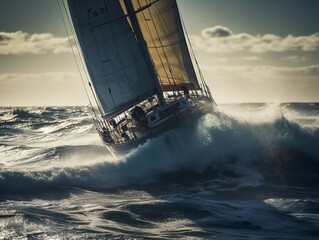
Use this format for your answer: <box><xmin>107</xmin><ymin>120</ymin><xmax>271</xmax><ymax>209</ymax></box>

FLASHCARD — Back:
<box><xmin>1</xmin><ymin>105</ymin><xmax>319</xmax><ymax>194</ymax></box>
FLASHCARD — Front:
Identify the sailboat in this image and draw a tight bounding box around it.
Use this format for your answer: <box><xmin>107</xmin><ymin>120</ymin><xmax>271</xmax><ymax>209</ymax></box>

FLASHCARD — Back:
<box><xmin>64</xmin><ymin>0</ymin><xmax>216</xmax><ymax>156</ymax></box>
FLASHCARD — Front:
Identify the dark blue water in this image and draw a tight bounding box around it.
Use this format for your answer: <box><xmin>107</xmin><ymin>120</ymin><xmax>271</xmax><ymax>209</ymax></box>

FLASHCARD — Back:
<box><xmin>1</xmin><ymin>103</ymin><xmax>319</xmax><ymax>239</ymax></box>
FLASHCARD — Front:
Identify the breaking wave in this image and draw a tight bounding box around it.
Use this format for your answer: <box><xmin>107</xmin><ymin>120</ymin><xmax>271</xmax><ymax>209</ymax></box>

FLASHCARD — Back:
<box><xmin>1</xmin><ymin>104</ymin><xmax>319</xmax><ymax>194</ymax></box>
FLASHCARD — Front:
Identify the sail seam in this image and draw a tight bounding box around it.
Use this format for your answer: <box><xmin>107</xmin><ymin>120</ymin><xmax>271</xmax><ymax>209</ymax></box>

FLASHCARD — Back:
<box><xmin>137</xmin><ymin>0</ymin><xmax>175</xmax><ymax>92</ymax></box>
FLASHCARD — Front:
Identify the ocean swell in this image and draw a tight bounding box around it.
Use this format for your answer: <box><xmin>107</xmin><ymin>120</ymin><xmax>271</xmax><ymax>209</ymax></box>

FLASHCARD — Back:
<box><xmin>1</xmin><ymin>104</ymin><xmax>319</xmax><ymax>194</ymax></box>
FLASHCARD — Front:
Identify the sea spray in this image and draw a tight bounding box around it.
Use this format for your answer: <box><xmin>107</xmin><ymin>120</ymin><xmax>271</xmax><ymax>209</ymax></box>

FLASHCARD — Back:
<box><xmin>1</xmin><ymin>104</ymin><xmax>319</xmax><ymax>239</ymax></box>
<box><xmin>2</xmin><ymin>104</ymin><xmax>318</xmax><ymax>194</ymax></box>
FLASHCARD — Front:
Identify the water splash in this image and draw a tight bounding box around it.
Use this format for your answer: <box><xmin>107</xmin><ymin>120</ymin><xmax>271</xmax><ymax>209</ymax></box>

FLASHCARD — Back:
<box><xmin>1</xmin><ymin>104</ymin><xmax>318</xmax><ymax>194</ymax></box>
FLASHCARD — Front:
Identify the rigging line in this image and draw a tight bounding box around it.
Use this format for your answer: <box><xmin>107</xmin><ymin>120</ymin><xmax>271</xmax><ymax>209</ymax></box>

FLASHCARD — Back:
<box><xmin>87</xmin><ymin>103</ymin><xmax>104</xmax><ymax>130</ymax></box>
<box><xmin>149</xmin><ymin>5</ymin><xmax>182</xmax><ymax>94</ymax></box>
<box><xmin>120</xmin><ymin>0</ymin><xmax>152</xmax><ymax>90</ymax></box>
<box><xmin>146</xmin><ymin>0</ymin><xmax>180</xmax><ymax>93</ymax></box>
<box><xmin>129</xmin><ymin>0</ymin><xmax>163</xmax><ymax>88</ymax></box>
<box><xmin>57</xmin><ymin>0</ymin><xmax>90</xmax><ymax>102</ymax></box>
<box><xmin>137</xmin><ymin>0</ymin><xmax>175</xmax><ymax>92</ymax></box>
<box><xmin>59</xmin><ymin>0</ymin><xmax>103</xmax><ymax>114</ymax></box>
<box><xmin>152</xmin><ymin>2</ymin><xmax>189</xmax><ymax>87</ymax></box>
<box><xmin>60</xmin><ymin>0</ymin><xmax>106</xmax><ymax>126</ymax></box>
<box><xmin>152</xmin><ymin>1</ymin><xmax>187</xmax><ymax>72</ymax></box>
<box><xmin>62</xmin><ymin>0</ymin><xmax>106</xmax><ymax>116</ymax></box>
<box><xmin>124</xmin><ymin>0</ymin><xmax>165</xmax><ymax>106</ymax></box>
<box><xmin>177</xmin><ymin>2</ymin><xmax>216</xmax><ymax>105</ymax></box>
<box><xmin>57</xmin><ymin>1</ymin><xmax>88</xmax><ymax>100</ymax></box>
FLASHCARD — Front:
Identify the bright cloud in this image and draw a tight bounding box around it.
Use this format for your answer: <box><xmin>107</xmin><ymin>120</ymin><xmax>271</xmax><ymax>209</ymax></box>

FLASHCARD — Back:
<box><xmin>0</xmin><ymin>31</ymin><xmax>73</xmax><ymax>55</ymax></box>
<box><xmin>284</xmin><ymin>55</ymin><xmax>307</xmax><ymax>62</ymax></box>
<box><xmin>203</xmin><ymin>64</ymin><xmax>319</xmax><ymax>78</ymax></box>
<box><xmin>191</xmin><ymin>26</ymin><xmax>319</xmax><ymax>53</ymax></box>
<box><xmin>241</xmin><ymin>56</ymin><xmax>261</xmax><ymax>61</ymax></box>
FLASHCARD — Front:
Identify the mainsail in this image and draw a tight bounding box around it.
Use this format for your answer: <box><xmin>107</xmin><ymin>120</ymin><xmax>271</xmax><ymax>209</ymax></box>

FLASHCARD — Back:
<box><xmin>67</xmin><ymin>0</ymin><xmax>158</xmax><ymax>118</ymax></box>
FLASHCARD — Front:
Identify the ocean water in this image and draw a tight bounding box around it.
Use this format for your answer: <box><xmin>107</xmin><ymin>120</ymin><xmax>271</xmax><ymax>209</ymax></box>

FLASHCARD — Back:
<box><xmin>0</xmin><ymin>103</ymin><xmax>319</xmax><ymax>239</ymax></box>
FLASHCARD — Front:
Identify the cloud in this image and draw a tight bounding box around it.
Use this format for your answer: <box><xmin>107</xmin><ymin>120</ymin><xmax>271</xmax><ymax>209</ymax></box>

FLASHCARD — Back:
<box><xmin>191</xmin><ymin>26</ymin><xmax>319</xmax><ymax>53</ymax></box>
<box><xmin>281</xmin><ymin>65</ymin><xmax>319</xmax><ymax>76</ymax></box>
<box><xmin>201</xmin><ymin>26</ymin><xmax>233</xmax><ymax>38</ymax></box>
<box><xmin>202</xmin><ymin>64</ymin><xmax>319</xmax><ymax>102</ymax></box>
<box><xmin>216</xmin><ymin>58</ymin><xmax>228</xmax><ymax>62</ymax></box>
<box><xmin>284</xmin><ymin>55</ymin><xmax>307</xmax><ymax>62</ymax></box>
<box><xmin>241</xmin><ymin>56</ymin><xmax>261</xmax><ymax>61</ymax></box>
<box><xmin>0</xmin><ymin>31</ymin><xmax>73</xmax><ymax>55</ymax></box>
<box><xmin>203</xmin><ymin>64</ymin><xmax>319</xmax><ymax>78</ymax></box>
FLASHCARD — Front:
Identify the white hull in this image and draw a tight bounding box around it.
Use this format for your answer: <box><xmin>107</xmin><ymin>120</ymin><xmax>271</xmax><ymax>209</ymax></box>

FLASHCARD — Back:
<box><xmin>98</xmin><ymin>97</ymin><xmax>214</xmax><ymax>156</ymax></box>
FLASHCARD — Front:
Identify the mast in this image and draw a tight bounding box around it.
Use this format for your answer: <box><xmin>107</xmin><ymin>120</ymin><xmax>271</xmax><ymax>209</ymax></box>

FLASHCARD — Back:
<box><xmin>123</xmin><ymin>0</ymin><xmax>166</xmax><ymax>106</ymax></box>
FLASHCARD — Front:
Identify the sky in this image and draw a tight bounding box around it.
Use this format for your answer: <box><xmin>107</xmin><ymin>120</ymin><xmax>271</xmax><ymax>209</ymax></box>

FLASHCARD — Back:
<box><xmin>0</xmin><ymin>0</ymin><xmax>319</xmax><ymax>106</ymax></box>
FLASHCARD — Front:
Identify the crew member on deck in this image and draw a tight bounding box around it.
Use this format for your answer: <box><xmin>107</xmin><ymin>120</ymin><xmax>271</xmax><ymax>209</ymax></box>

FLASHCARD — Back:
<box><xmin>181</xmin><ymin>86</ymin><xmax>190</xmax><ymax>98</ymax></box>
